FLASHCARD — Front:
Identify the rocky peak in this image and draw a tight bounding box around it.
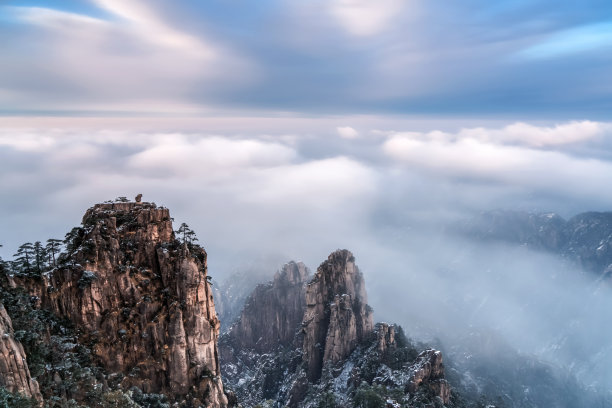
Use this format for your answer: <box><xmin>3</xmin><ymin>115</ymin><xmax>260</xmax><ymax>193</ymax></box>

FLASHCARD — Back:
<box><xmin>0</xmin><ymin>303</ymin><xmax>42</xmax><ymax>403</ymax></box>
<box><xmin>223</xmin><ymin>261</ymin><xmax>309</xmax><ymax>354</ymax></box>
<box><xmin>219</xmin><ymin>250</ymin><xmax>453</xmax><ymax>407</ymax></box>
<box><xmin>273</xmin><ymin>261</ymin><xmax>309</xmax><ymax>287</ymax></box>
<box><xmin>37</xmin><ymin>201</ymin><xmax>227</xmax><ymax>406</ymax></box>
<box><xmin>302</xmin><ymin>249</ymin><xmax>373</xmax><ymax>381</ymax></box>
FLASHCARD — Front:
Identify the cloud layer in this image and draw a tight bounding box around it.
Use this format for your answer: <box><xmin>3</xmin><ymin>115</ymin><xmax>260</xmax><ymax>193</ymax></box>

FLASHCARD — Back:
<box><xmin>2</xmin><ymin>118</ymin><xmax>612</xmax><ymax>390</ymax></box>
<box><xmin>0</xmin><ymin>0</ymin><xmax>610</xmax><ymax>116</ymax></box>
<box><xmin>2</xmin><ymin>117</ymin><xmax>612</xmax><ymax>265</ymax></box>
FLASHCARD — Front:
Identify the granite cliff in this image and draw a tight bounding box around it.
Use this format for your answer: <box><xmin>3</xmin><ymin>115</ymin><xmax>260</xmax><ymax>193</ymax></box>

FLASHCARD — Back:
<box><xmin>302</xmin><ymin>250</ymin><xmax>373</xmax><ymax>382</ymax></box>
<box><xmin>0</xmin><ymin>302</ymin><xmax>42</xmax><ymax>403</ymax></box>
<box><xmin>223</xmin><ymin>261</ymin><xmax>309</xmax><ymax>354</ymax></box>
<box><xmin>1</xmin><ymin>201</ymin><xmax>227</xmax><ymax>407</ymax></box>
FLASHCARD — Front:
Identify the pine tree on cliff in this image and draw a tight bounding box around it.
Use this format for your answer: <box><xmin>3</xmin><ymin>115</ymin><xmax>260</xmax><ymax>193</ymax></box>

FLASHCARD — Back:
<box><xmin>45</xmin><ymin>239</ymin><xmax>62</xmax><ymax>267</ymax></box>
<box><xmin>12</xmin><ymin>242</ymin><xmax>34</xmax><ymax>275</ymax></box>
<box><xmin>176</xmin><ymin>223</ymin><xmax>198</xmax><ymax>245</ymax></box>
<box><xmin>32</xmin><ymin>241</ymin><xmax>45</xmax><ymax>275</ymax></box>
<box><xmin>175</xmin><ymin>223</ymin><xmax>199</xmax><ymax>259</ymax></box>
<box><xmin>61</xmin><ymin>227</ymin><xmax>83</xmax><ymax>266</ymax></box>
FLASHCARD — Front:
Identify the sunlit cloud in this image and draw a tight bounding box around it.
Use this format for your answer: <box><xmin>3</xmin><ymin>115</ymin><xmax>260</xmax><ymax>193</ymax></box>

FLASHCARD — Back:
<box><xmin>382</xmin><ymin>121</ymin><xmax>612</xmax><ymax>200</ymax></box>
<box><xmin>336</xmin><ymin>126</ymin><xmax>359</xmax><ymax>139</ymax></box>
<box><xmin>0</xmin><ymin>3</ymin><xmax>255</xmax><ymax>112</ymax></box>
<box><xmin>328</xmin><ymin>0</ymin><xmax>406</xmax><ymax>36</ymax></box>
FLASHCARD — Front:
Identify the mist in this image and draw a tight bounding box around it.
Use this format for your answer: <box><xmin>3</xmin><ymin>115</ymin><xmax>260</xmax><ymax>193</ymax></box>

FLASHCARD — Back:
<box><xmin>2</xmin><ymin>117</ymin><xmax>612</xmax><ymax>400</ymax></box>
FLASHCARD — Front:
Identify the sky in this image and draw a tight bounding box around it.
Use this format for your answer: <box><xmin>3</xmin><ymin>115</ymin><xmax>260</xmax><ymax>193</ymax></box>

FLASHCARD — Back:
<box><xmin>1</xmin><ymin>0</ymin><xmax>611</xmax><ymax>273</ymax></box>
<box><xmin>1</xmin><ymin>0</ymin><xmax>612</xmax><ymax>270</ymax></box>
<box><xmin>0</xmin><ymin>0</ymin><xmax>611</xmax><ymax>117</ymax></box>
<box><xmin>2</xmin><ymin>0</ymin><xmax>612</xmax><ymax>391</ymax></box>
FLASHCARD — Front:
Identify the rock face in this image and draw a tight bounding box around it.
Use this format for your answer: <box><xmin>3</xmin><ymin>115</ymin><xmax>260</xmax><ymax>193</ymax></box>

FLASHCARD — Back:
<box><xmin>407</xmin><ymin>349</ymin><xmax>451</xmax><ymax>403</ymax></box>
<box><xmin>39</xmin><ymin>202</ymin><xmax>226</xmax><ymax>406</ymax></box>
<box><xmin>302</xmin><ymin>249</ymin><xmax>373</xmax><ymax>381</ymax></box>
<box><xmin>224</xmin><ymin>261</ymin><xmax>309</xmax><ymax>353</ymax></box>
<box><xmin>0</xmin><ymin>303</ymin><xmax>42</xmax><ymax>402</ymax></box>
<box><xmin>220</xmin><ymin>250</ymin><xmax>452</xmax><ymax>407</ymax></box>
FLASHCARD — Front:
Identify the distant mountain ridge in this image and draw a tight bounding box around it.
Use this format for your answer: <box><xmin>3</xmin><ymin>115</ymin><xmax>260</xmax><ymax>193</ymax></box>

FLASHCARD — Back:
<box><xmin>463</xmin><ymin>210</ymin><xmax>612</xmax><ymax>276</ymax></box>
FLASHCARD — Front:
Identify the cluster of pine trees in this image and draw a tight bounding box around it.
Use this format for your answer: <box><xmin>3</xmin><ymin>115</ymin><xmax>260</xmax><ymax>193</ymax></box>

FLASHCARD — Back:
<box><xmin>1</xmin><ymin>238</ymin><xmax>63</xmax><ymax>277</ymax></box>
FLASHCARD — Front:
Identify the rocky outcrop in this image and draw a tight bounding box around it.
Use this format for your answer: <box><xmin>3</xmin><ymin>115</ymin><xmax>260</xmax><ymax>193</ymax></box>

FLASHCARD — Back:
<box><xmin>407</xmin><ymin>350</ymin><xmax>451</xmax><ymax>404</ymax></box>
<box><xmin>224</xmin><ymin>261</ymin><xmax>309</xmax><ymax>353</ymax></box>
<box><xmin>375</xmin><ymin>322</ymin><xmax>397</xmax><ymax>355</ymax></box>
<box><xmin>0</xmin><ymin>303</ymin><xmax>42</xmax><ymax>402</ymax></box>
<box><xmin>36</xmin><ymin>202</ymin><xmax>226</xmax><ymax>406</ymax></box>
<box><xmin>302</xmin><ymin>249</ymin><xmax>373</xmax><ymax>381</ymax></box>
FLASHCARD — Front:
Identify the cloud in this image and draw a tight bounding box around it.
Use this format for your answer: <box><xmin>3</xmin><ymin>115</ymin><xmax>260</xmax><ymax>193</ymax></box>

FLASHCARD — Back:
<box><xmin>1</xmin><ymin>2</ymin><xmax>611</xmax><ymax>115</ymax></box>
<box><xmin>0</xmin><ymin>3</ymin><xmax>254</xmax><ymax>112</ymax></box>
<box><xmin>246</xmin><ymin>157</ymin><xmax>376</xmax><ymax>207</ymax></box>
<box><xmin>89</xmin><ymin>0</ymin><xmax>215</xmax><ymax>58</ymax></box>
<box><xmin>458</xmin><ymin>121</ymin><xmax>606</xmax><ymax>147</ymax></box>
<box><xmin>382</xmin><ymin>121</ymin><xmax>612</xmax><ymax>201</ymax></box>
<box><xmin>329</xmin><ymin>0</ymin><xmax>406</xmax><ymax>36</ymax></box>
<box><xmin>2</xmin><ymin>118</ymin><xmax>612</xmax><ymax>398</ymax></box>
<box><xmin>128</xmin><ymin>135</ymin><xmax>297</xmax><ymax>178</ymax></box>
<box><xmin>336</xmin><ymin>126</ymin><xmax>359</xmax><ymax>139</ymax></box>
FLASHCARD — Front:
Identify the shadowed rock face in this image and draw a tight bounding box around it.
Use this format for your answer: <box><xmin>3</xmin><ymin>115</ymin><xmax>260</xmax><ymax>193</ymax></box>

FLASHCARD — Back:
<box><xmin>38</xmin><ymin>202</ymin><xmax>227</xmax><ymax>406</ymax></box>
<box><xmin>224</xmin><ymin>261</ymin><xmax>309</xmax><ymax>354</ymax></box>
<box><xmin>302</xmin><ymin>249</ymin><xmax>373</xmax><ymax>381</ymax></box>
<box><xmin>0</xmin><ymin>303</ymin><xmax>42</xmax><ymax>403</ymax></box>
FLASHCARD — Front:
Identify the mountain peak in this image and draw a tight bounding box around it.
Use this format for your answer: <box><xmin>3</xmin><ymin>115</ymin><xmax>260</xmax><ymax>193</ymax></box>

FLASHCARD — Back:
<box><xmin>303</xmin><ymin>249</ymin><xmax>373</xmax><ymax>381</ymax></box>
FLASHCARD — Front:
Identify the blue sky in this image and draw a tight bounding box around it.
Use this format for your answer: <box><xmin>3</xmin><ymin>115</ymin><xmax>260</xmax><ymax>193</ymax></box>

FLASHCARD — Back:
<box><xmin>1</xmin><ymin>0</ymin><xmax>611</xmax><ymax>117</ymax></box>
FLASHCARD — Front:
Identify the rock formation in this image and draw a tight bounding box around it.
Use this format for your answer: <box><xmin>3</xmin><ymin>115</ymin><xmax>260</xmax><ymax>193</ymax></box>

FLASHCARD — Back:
<box><xmin>0</xmin><ymin>303</ymin><xmax>42</xmax><ymax>403</ymax></box>
<box><xmin>407</xmin><ymin>349</ymin><xmax>451</xmax><ymax>403</ymax></box>
<box><xmin>302</xmin><ymin>249</ymin><xmax>373</xmax><ymax>381</ymax></box>
<box><xmin>220</xmin><ymin>250</ymin><xmax>452</xmax><ymax>407</ymax></box>
<box><xmin>36</xmin><ymin>202</ymin><xmax>226</xmax><ymax>406</ymax></box>
<box><xmin>224</xmin><ymin>261</ymin><xmax>309</xmax><ymax>353</ymax></box>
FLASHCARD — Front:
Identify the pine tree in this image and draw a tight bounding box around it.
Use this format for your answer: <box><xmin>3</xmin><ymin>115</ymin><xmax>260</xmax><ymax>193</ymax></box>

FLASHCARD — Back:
<box><xmin>176</xmin><ymin>223</ymin><xmax>199</xmax><ymax>246</ymax></box>
<box><xmin>13</xmin><ymin>242</ymin><xmax>34</xmax><ymax>275</ymax></box>
<box><xmin>32</xmin><ymin>241</ymin><xmax>45</xmax><ymax>275</ymax></box>
<box><xmin>45</xmin><ymin>238</ymin><xmax>62</xmax><ymax>267</ymax></box>
<box><xmin>61</xmin><ymin>227</ymin><xmax>83</xmax><ymax>266</ymax></box>
<box><xmin>63</xmin><ymin>227</ymin><xmax>82</xmax><ymax>253</ymax></box>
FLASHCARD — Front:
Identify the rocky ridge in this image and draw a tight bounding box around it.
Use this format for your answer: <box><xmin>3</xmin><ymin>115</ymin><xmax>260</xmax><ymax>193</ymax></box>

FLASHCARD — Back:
<box><xmin>220</xmin><ymin>250</ymin><xmax>453</xmax><ymax>407</ymax></box>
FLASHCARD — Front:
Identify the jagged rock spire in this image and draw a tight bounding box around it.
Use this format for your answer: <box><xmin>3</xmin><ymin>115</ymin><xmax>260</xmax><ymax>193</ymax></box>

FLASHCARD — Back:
<box><xmin>302</xmin><ymin>249</ymin><xmax>373</xmax><ymax>381</ymax></box>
